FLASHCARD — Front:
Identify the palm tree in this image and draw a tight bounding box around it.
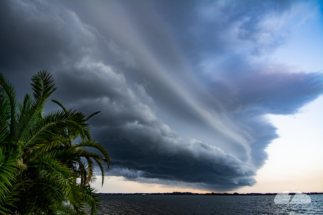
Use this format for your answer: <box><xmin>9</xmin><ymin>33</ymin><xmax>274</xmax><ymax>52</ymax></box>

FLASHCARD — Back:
<box><xmin>0</xmin><ymin>71</ymin><xmax>110</xmax><ymax>214</ymax></box>
<box><xmin>51</xmin><ymin>99</ymin><xmax>110</xmax><ymax>186</ymax></box>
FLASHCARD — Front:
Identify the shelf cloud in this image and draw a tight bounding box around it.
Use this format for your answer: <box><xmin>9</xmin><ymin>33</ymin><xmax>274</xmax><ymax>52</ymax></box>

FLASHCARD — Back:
<box><xmin>1</xmin><ymin>0</ymin><xmax>322</xmax><ymax>191</ymax></box>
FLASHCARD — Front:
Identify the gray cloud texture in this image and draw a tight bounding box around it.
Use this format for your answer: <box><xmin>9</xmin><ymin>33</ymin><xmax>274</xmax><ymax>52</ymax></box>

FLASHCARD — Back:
<box><xmin>0</xmin><ymin>0</ymin><xmax>322</xmax><ymax>191</ymax></box>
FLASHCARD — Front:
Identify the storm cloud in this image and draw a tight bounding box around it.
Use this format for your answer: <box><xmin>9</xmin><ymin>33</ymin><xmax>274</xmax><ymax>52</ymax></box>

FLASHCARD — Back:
<box><xmin>0</xmin><ymin>0</ymin><xmax>322</xmax><ymax>191</ymax></box>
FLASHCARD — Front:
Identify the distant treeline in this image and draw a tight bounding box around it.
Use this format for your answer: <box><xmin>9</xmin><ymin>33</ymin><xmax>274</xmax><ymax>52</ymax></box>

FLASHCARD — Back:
<box><xmin>99</xmin><ymin>192</ymin><xmax>323</xmax><ymax>196</ymax></box>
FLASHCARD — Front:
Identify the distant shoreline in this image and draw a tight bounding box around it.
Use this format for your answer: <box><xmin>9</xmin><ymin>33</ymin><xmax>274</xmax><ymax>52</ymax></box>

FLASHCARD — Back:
<box><xmin>98</xmin><ymin>192</ymin><xmax>323</xmax><ymax>196</ymax></box>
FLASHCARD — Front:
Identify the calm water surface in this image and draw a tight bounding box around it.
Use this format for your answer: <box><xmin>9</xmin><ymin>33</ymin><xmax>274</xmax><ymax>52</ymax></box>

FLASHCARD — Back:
<box><xmin>97</xmin><ymin>194</ymin><xmax>323</xmax><ymax>215</ymax></box>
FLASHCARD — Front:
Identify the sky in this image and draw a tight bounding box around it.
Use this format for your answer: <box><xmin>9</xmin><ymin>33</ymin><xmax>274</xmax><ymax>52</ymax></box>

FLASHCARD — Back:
<box><xmin>0</xmin><ymin>0</ymin><xmax>322</xmax><ymax>193</ymax></box>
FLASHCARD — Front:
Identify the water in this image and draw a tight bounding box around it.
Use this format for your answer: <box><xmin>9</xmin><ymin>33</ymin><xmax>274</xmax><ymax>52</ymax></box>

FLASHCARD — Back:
<box><xmin>97</xmin><ymin>194</ymin><xmax>323</xmax><ymax>214</ymax></box>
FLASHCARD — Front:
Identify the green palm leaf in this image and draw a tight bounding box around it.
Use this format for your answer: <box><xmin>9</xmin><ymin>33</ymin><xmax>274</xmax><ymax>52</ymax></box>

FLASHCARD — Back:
<box><xmin>0</xmin><ymin>71</ymin><xmax>110</xmax><ymax>214</ymax></box>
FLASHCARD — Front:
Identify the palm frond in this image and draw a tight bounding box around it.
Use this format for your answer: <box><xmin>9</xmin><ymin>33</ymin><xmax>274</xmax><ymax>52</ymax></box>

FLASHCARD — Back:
<box><xmin>51</xmin><ymin>99</ymin><xmax>67</xmax><ymax>113</ymax></box>
<box><xmin>0</xmin><ymin>148</ymin><xmax>19</xmax><ymax>214</ymax></box>
<box><xmin>85</xmin><ymin>111</ymin><xmax>101</xmax><ymax>121</ymax></box>
<box><xmin>72</xmin><ymin>141</ymin><xmax>110</xmax><ymax>168</ymax></box>
<box><xmin>0</xmin><ymin>73</ymin><xmax>17</xmax><ymax>136</ymax></box>
<box><xmin>0</xmin><ymin>71</ymin><xmax>109</xmax><ymax>214</ymax></box>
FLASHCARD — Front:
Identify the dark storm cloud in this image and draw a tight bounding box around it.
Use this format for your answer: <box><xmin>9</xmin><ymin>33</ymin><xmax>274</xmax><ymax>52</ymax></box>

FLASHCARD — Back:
<box><xmin>155</xmin><ymin>0</ymin><xmax>323</xmax><ymax>169</ymax></box>
<box><xmin>0</xmin><ymin>0</ymin><xmax>101</xmax><ymax>101</ymax></box>
<box><xmin>1</xmin><ymin>0</ymin><xmax>322</xmax><ymax>191</ymax></box>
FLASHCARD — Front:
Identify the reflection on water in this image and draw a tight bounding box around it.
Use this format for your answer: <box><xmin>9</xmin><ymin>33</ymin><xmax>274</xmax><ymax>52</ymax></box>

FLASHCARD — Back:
<box><xmin>97</xmin><ymin>194</ymin><xmax>323</xmax><ymax>215</ymax></box>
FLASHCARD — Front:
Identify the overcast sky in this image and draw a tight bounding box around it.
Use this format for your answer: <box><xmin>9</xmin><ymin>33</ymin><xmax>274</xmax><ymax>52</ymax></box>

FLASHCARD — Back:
<box><xmin>1</xmin><ymin>0</ymin><xmax>322</xmax><ymax>192</ymax></box>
